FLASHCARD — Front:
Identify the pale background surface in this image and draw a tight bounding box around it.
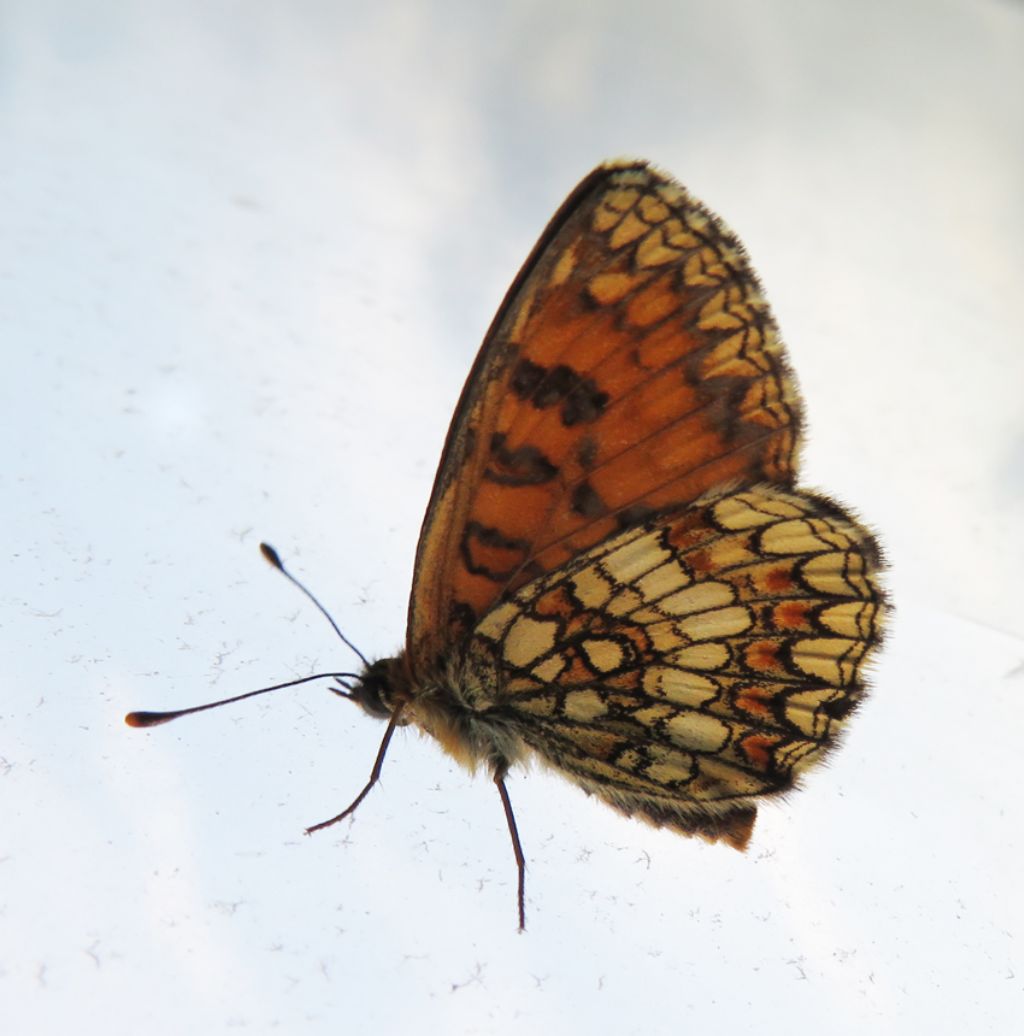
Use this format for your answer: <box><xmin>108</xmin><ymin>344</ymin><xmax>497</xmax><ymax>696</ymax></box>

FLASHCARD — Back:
<box><xmin>3</xmin><ymin>1</ymin><xmax>1023</xmax><ymax>1033</ymax></box>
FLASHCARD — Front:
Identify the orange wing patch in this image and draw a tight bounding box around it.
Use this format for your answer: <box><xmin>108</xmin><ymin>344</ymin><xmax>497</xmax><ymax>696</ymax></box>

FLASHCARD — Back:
<box><xmin>409</xmin><ymin>162</ymin><xmax>801</xmax><ymax>677</ymax></box>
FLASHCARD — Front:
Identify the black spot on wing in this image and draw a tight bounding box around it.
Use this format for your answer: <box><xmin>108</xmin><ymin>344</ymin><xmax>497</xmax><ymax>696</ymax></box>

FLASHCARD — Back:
<box><xmin>460</xmin><ymin>521</ymin><xmax>531</xmax><ymax>581</ymax></box>
<box><xmin>510</xmin><ymin>358</ymin><xmax>608</xmax><ymax>426</ymax></box>
<box><xmin>571</xmin><ymin>480</ymin><xmax>608</xmax><ymax>518</ymax></box>
<box><xmin>614</xmin><ymin>503</ymin><xmax>657</xmax><ymax>531</ymax></box>
<box><xmin>511</xmin><ymin>358</ymin><xmax>546</xmax><ymax>399</ymax></box>
<box><xmin>576</xmin><ymin>435</ymin><xmax>598</xmax><ymax>470</ymax></box>
<box><xmin>485</xmin><ymin>433</ymin><xmax>558</xmax><ymax>486</ymax></box>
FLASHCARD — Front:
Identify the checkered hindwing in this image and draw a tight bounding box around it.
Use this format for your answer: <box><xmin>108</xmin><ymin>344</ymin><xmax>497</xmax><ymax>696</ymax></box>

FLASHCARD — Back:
<box><xmin>466</xmin><ymin>484</ymin><xmax>885</xmax><ymax>849</ymax></box>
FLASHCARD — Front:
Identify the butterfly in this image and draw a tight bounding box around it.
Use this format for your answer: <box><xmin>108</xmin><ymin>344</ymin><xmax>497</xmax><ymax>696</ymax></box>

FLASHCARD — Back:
<box><xmin>129</xmin><ymin>160</ymin><xmax>885</xmax><ymax>929</ymax></box>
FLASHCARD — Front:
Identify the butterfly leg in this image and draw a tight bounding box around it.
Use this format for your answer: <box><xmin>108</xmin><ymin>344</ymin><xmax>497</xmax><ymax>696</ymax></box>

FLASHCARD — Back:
<box><xmin>493</xmin><ymin>762</ymin><xmax>526</xmax><ymax>931</ymax></box>
<box><xmin>306</xmin><ymin>701</ymin><xmax>406</xmax><ymax>835</ymax></box>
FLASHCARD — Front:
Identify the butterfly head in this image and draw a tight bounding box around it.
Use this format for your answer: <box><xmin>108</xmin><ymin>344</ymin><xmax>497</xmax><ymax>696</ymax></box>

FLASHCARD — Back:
<box><xmin>344</xmin><ymin>656</ymin><xmax>409</xmax><ymax>722</ymax></box>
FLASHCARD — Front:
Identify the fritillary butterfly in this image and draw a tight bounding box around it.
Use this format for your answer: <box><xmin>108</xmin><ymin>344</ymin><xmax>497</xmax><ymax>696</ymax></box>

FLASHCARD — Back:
<box><xmin>129</xmin><ymin>160</ymin><xmax>885</xmax><ymax>928</ymax></box>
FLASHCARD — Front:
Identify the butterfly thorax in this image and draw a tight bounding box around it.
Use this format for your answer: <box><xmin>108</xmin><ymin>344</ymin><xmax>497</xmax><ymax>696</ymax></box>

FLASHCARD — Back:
<box><xmin>351</xmin><ymin>651</ymin><xmax>526</xmax><ymax>775</ymax></box>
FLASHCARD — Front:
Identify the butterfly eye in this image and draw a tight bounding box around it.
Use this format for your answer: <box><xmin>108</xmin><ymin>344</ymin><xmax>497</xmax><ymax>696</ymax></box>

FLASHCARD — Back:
<box><xmin>346</xmin><ymin>660</ymin><xmax>402</xmax><ymax>720</ymax></box>
<box><xmin>349</xmin><ymin>679</ymin><xmax>392</xmax><ymax>719</ymax></box>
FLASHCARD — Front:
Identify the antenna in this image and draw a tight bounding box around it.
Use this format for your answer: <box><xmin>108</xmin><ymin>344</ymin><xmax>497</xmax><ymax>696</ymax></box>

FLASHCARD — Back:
<box><xmin>125</xmin><ymin>671</ymin><xmax>360</xmax><ymax>727</ymax></box>
<box><xmin>259</xmin><ymin>542</ymin><xmax>370</xmax><ymax>668</ymax></box>
<box><xmin>125</xmin><ymin>542</ymin><xmax>368</xmax><ymax>728</ymax></box>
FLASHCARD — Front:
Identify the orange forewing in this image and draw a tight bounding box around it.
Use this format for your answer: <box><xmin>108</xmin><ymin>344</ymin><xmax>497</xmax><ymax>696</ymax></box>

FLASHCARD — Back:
<box><xmin>408</xmin><ymin>161</ymin><xmax>802</xmax><ymax>675</ymax></box>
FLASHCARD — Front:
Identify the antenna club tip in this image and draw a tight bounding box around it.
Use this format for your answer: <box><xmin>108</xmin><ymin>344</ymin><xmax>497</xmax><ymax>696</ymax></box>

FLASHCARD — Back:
<box><xmin>125</xmin><ymin>711</ymin><xmax>171</xmax><ymax>728</ymax></box>
<box><xmin>259</xmin><ymin>542</ymin><xmax>283</xmax><ymax>569</ymax></box>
